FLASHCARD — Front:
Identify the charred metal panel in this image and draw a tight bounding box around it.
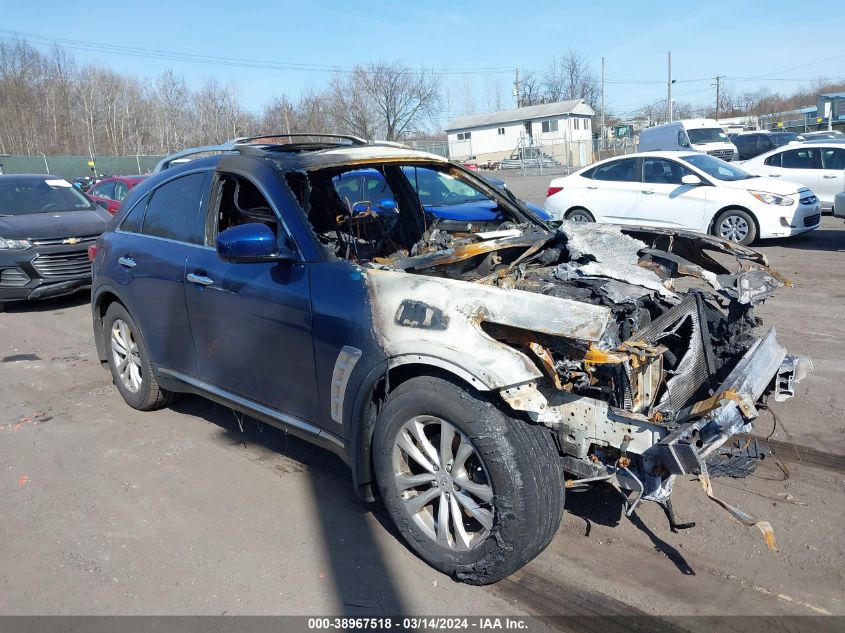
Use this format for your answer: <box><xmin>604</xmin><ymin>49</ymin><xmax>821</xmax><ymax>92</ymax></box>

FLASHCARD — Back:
<box><xmin>365</xmin><ymin>268</ymin><xmax>614</xmax><ymax>389</ymax></box>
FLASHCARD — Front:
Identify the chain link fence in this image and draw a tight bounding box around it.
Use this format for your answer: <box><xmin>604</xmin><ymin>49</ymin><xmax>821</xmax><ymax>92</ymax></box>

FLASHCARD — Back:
<box><xmin>0</xmin><ymin>155</ymin><xmax>164</xmax><ymax>180</ymax></box>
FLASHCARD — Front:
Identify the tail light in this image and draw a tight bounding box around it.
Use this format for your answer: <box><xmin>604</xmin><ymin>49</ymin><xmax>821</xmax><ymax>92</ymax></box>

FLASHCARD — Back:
<box><xmin>547</xmin><ymin>186</ymin><xmax>563</xmax><ymax>197</ymax></box>
<box><xmin>87</xmin><ymin>243</ymin><xmax>98</xmax><ymax>262</ymax></box>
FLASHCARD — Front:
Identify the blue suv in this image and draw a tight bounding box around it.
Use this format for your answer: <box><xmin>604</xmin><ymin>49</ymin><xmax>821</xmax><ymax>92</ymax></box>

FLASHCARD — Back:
<box><xmin>90</xmin><ymin>134</ymin><xmax>808</xmax><ymax>584</ymax></box>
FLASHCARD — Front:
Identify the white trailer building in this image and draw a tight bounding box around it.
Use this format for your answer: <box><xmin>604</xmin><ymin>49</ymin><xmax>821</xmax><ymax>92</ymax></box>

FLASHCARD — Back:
<box><xmin>445</xmin><ymin>100</ymin><xmax>595</xmax><ymax>167</ymax></box>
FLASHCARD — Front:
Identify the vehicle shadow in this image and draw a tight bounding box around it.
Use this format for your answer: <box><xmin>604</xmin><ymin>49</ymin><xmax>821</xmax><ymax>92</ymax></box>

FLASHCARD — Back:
<box><xmin>169</xmin><ymin>395</ymin><xmax>411</xmax><ymax>615</ymax></box>
<box><xmin>762</xmin><ymin>227</ymin><xmax>845</xmax><ymax>252</ymax></box>
<box><xmin>564</xmin><ymin>482</ymin><xmax>695</xmax><ymax>575</ymax></box>
<box><xmin>2</xmin><ymin>289</ymin><xmax>90</xmax><ymax>313</ymax></box>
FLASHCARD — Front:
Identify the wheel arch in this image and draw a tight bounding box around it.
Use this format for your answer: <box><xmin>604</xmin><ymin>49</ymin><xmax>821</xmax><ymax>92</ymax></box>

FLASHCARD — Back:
<box><xmin>564</xmin><ymin>206</ymin><xmax>596</xmax><ymax>220</ymax></box>
<box><xmin>348</xmin><ymin>355</ymin><xmax>494</xmax><ymax>503</ymax></box>
<box><xmin>708</xmin><ymin>204</ymin><xmax>759</xmax><ymax>237</ymax></box>
<box><xmin>91</xmin><ymin>285</ymin><xmax>132</xmax><ymax>365</ymax></box>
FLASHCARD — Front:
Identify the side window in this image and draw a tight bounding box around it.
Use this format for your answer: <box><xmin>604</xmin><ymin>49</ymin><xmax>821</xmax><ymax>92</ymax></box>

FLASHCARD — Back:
<box><xmin>643</xmin><ymin>158</ymin><xmax>693</xmax><ymax>185</ymax></box>
<box><xmin>119</xmin><ymin>193</ymin><xmax>149</xmax><ymax>234</ymax></box>
<box><xmin>402</xmin><ymin>166</ymin><xmax>489</xmax><ymax>206</ymax></box>
<box><xmin>141</xmin><ymin>172</ymin><xmax>206</xmax><ymax>244</ymax></box>
<box><xmin>332</xmin><ymin>169</ymin><xmax>397</xmax><ymax>210</ymax></box>
<box><xmin>91</xmin><ymin>181</ymin><xmax>116</xmax><ymax>200</ymax></box>
<box><xmin>781</xmin><ymin>148</ymin><xmax>818</xmax><ymax>169</ymax></box>
<box><xmin>212</xmin><ymin>174</ymin><xmax>281</xmax><ymax>239</ymax></box>
<box><xmin>591</xmin><ymin>158</ymin><xmax>638</xmax><ymax>182</ymax></box>
<box><xmin>822</xmin><ymin>148</ymin><xmax>845</xmax><ymax>170</ymax></box>
<box><xmin>764</xmin><ymin>153</ymin><xmax>782</xmax><ymax>167</ymax></box>
<box><xmin>114</xmin><ymin>181</ymin><xmax>129</xmax><ymax>201</ymax></box>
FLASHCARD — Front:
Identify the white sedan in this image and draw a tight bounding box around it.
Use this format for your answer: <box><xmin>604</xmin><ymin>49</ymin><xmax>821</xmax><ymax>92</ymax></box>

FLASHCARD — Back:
<box><xmin>544</xmin><ymin>151</ymin><xmax>821</xmax><ymax>245</ymax></box>
<box><xmin>741</xmin><ymin>142</ymin><xmax>845</xmax><ymax>212</ymax></box>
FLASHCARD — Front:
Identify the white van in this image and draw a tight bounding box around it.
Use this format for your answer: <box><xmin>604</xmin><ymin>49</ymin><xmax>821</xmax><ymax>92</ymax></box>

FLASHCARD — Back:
<box><xmin>638</xmin><ymin>118</ymin><xmax>738</xmax><ymax>161</ymax></box>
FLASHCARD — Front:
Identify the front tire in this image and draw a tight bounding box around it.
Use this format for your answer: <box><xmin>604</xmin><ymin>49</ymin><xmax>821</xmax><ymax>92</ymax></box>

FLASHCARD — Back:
<box><xmin>103</xmin><ymin>302</ymin><xmax>176</xmax><ymax>411</ymax></box>
<box><xmin>373</xmin><ymin>375</ymin><xmax>564</xmax><ymax>585</ymax></box>
<box><xmin>713</xmin><ymin>208</ymin><xmax>757</xmax><ymax>245</ymax></box>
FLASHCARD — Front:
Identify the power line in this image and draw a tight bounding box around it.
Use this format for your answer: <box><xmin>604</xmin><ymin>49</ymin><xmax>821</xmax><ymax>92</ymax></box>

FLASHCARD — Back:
<box><xmin>0</xmin><ymin>29</ymin><xmax>516</xmax><ymax>75</ymax></box>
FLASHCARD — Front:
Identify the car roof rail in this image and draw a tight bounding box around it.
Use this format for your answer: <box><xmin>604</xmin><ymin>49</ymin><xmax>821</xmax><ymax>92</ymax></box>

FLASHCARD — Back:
<box><xmin>153</xmin><ymin>133</ymin><xmax>369</xmax><ymax>173</ymax></box>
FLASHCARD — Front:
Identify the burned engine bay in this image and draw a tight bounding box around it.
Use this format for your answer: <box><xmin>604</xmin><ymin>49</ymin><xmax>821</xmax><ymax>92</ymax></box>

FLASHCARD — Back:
<box><xmin>291</xmin><ymin>161</ymin><xmax>810</xmax><ymax>546</ymax></box>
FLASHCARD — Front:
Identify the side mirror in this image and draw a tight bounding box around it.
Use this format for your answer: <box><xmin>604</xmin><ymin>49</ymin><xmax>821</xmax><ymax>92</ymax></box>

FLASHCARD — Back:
<box><xmin>216</xmin><ymin>223</ymin><xmax>295</xmax><ymax>263</ymax></box>
<box><xmin>681</xmin><ymin>174</ymin><xmax>703</xmax><ymax>186</ymax></box>
<box><xmin>351</xmin><ymin>201</ymin><xmax>371</xmax><ymax>214</ymax></box>
<box><xmin>375</xmin><ymin>198</ymin><xmax>398</xmax><ymax>213</ymax></box>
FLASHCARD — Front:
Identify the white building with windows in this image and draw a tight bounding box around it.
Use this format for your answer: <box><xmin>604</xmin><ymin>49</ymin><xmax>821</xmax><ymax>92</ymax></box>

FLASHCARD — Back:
<box><xmin>445</xmin><ymin>100</ymin><xmax>596</xmax><ymax>167</ymax></box>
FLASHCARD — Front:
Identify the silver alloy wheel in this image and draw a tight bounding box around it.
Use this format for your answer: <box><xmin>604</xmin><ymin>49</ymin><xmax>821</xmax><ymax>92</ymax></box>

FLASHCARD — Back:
<box><xmin>718</xmin><ymin>214</ymin><xmax>750</xmax><ymax>243</ymax></box>
<box><xmin>111</xmin><ymin>318</ymin><xmax>142</xmax><ymax>393</ymax></box>
<box><xmin>392</xmin><ymin>415</ymin><xmax>494</xmax><ymax>552</ymax></box>
<box><xmin>567</xmin><ymin>211</ymin><xmax>592</xmax><ymax>222</ymax></box>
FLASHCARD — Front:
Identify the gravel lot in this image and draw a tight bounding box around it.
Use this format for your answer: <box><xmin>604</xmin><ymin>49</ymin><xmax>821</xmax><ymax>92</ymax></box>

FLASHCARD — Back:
<box><xmin>1</xmin><ymin>180</ymin><xmax>843</xmax><ymax>624</ymax></box>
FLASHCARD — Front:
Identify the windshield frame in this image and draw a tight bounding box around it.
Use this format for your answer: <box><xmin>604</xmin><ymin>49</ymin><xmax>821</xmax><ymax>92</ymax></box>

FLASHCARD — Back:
<box><xmin>0</xmin><ymin>176</ymin><xmax>97</xmax><ymax>216</ymax></box>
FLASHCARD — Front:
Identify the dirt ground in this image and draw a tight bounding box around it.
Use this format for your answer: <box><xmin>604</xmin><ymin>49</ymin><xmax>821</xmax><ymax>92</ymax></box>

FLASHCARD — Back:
<box><xmin>0</xmin><ymin>184</ymin><xmax>843</xmax><ymax>625</ymax></box>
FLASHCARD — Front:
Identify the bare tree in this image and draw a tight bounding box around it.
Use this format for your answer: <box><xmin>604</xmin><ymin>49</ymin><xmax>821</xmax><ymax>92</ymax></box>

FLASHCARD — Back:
<box><xmin>543</xmin><ymin>50</ymin><xmax>601</xmax><ymax>109</ymax></box>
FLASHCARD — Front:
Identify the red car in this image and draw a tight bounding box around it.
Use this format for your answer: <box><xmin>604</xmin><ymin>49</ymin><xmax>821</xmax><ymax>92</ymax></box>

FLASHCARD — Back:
<box><xmin>86</xmin><ymin>176</ymin><xmax>148</xmax><ymax>214</ymax></box>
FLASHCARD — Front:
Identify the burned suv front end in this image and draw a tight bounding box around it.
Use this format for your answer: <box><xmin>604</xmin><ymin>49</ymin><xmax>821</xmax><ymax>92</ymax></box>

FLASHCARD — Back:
<box><xmin>374</xmin><ymin>220</ymin><xmax>810</xmax><ymax>546</ymax></box>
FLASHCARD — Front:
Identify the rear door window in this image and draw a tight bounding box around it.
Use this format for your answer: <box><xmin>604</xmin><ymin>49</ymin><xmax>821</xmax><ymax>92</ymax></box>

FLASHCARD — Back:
<box><xmin>591</xmin><ymin>158</ymin><xmax>638</xmax><ymax>182</ymax></box>
<box><xmin>781</xmin><ymin>148</ymin><xmax>819</xmax><ymax>169</ymax></box>
<box><xmin>141</xmin><ymin>172</ymin><xmax>207</xmax><ymax>244</ymax></box>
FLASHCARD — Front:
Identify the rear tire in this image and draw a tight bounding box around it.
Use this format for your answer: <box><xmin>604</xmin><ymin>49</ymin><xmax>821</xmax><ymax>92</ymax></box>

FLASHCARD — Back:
<box><xmin>103</xmin><ymin>302</ymin><xmax>176</xmax><ymax>411</ymax></box>
<box><xmin>712</xmin><ymin>208</ymin><xmax>757</xmax><ymax>245</ymax></box>
<box><xmin>564</xmin><ymin>207</ymin><xmax>595</xmax><ymax>222</ymax></box>
<box><xmin>373</xmin><ymin>375</ymin><xmax>564</xmax><ymax>585</ymax></box>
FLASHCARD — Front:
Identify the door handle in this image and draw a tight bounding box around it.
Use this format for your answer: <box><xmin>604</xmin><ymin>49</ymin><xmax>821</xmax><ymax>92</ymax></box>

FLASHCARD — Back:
<box><xmin>641</xmin><ymin>190</ymin><xmax>655</xmax><ymax>194</ymax></box>
<box><xmin>586</xmin><ymin>186</ymin><xmax>598</xmax><ymax>190</ymax></box>
<box><xmin>822</xmin><ymin>174</ymin><xmax>838</xmax><ymax>179</ymax></box>
<box><xmin>767</xmin><ymin>174</ymin><xmax>781</xmax><ymax>177</ymax></box>
<box><xmin>117</xmin><ymin>256</ymin><xmax>136</xmax><ymax>268</ymax></box>
<box><xmin>186</xmin><ymin>272</ymin><xmax>214</xmax><ymax>286</ymax></box>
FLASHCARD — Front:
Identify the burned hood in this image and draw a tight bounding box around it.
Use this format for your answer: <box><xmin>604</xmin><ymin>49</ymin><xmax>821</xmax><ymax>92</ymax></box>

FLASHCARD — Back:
<box><xmin>385</xmin><ymin>222</ymin><xmax>787</xmax><ymax>309</ymax></box>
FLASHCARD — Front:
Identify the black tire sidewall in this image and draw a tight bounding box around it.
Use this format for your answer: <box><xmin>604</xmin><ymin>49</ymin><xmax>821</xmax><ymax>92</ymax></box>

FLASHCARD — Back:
<box><xmin>373</xmin><ymin>376</ymin><xmax>559</xmax><ymax>583</ymax></box>
<box><xmin>103</xmin><ymin>303</ymin><xmax>157</xmax><ymax>409</ymax></box>
<box><xmin>714</xmin><ymin>208</ymin><xmax>757</xmax><ymax>245</ymax></box>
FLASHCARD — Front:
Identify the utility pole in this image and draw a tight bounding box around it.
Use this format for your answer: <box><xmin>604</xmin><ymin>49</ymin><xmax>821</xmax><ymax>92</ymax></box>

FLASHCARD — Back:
<box><xmin>713</xmin><ymin>75</ymin><xmax>723</xmax><ymax>119</ymax></box>
<box><xmin>514</xmin><ymin>68</ymin><xmax>521</xmax><ymax>108</ymax></box>
<box><xmin>601</xmin><ymin>56</ymin><xmax>606</xmax><ymax>151</ymax></box>
<box><xmin>667</xmin><ymin>52</ymin><xmax>672</xmax><ymax>123</ymax></box>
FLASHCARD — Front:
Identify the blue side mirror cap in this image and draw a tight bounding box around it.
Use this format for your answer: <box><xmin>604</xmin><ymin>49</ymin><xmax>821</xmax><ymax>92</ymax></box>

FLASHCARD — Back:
<box><xmin>216</xmin><ymin>223</ymin><xmax>294</xmax><ymax>262</ymax></box>
<box><xmin>375</xmin><ymin>198</ymin><xmax>398</xmax><ymax>212</ymax></box>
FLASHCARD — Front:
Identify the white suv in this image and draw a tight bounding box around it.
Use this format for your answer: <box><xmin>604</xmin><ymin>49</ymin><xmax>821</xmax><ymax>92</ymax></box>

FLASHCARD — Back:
<box><xmin>544</xmin><ymin>151</ymin><xmax>821</xmax><ymax>245</ymax></box>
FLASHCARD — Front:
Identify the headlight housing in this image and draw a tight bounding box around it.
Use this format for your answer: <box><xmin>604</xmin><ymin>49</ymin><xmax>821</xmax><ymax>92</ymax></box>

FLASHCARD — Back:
<box><xmin>749</xmin><ymin>190</ymin><xmax>794</xmax><ymax>206</ymax></box>
<box><xmin>0</xmin><ymin>237</ymin><xmax>32</xmax><ymax>250</ymax></box>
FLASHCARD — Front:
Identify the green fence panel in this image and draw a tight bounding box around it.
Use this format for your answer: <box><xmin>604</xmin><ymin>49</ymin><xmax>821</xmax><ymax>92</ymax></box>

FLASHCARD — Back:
<box><xmin>0</xmin><ymin>155</ymin><xmax>164</xmax><ymax>180</ymax></box>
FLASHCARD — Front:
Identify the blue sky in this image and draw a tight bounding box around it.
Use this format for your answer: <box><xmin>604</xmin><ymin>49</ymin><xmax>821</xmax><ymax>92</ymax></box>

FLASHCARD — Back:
<box><xmin>3</xmin><ymin>0</ymin><xmax>844</xmax><ymax>125</ymax></box>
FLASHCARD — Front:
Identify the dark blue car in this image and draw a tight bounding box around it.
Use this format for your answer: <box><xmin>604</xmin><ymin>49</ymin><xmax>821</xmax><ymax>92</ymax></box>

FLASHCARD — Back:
<box><xmin>89</xmin><ymin>134</ymin><xmax>807</xmax><ymax>584</ymax></box>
